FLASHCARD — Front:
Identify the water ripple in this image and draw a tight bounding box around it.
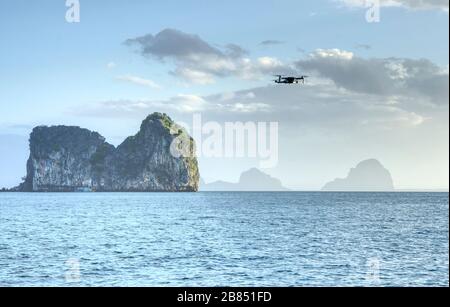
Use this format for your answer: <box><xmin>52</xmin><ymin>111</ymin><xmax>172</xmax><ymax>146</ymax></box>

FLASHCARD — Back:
<box><xmin>0</xmin><ymin>192</ymin><xmax>448</xmax><ymax>287</ymax></box>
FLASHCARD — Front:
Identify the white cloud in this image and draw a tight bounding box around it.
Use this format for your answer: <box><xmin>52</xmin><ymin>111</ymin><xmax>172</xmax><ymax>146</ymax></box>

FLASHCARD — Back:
<box><xmin>219</xmin><ymin>92</ymin><xmax>237</xmax><ymax>101</ymax></box>
<box><xmin>116</xmin><ymin>75</ymin><xmax>161</xmax><ymax>89</ymax></box>
<box><xmin>171</xmin><ymin>94</ymin><xmax>208</xmax><ymax>113</ymax></box>
<box><xmin>77</xmin><ymin>81</ymin><xmax>438</xmax><ymax>131</ymax></box>
<box><xmin>245</xmin><ymin>92</ymin><xmax>256</xmax><ymax>99</ymax></box>
<box><xmin>339</xmin><ymin>0</ymin><xmax>449</xmax><ymax>11</ymax></box>
<box><xmin>174</xmin><ymin>68</ymin><xmax>216</xmax><ymax>85</ymax></box>
<box><xmin>228</xmin><ymin>102</ymin><xmax>272</xmax><ymax>113</ymax></box>
<box><xmin>107</xmin><ymin>62</ymin><xmax>117</xmax><ymax>69</ymax></box>
<box><xmin>257</xmin><ymin>57</ymin><xmax>284</xmax><ymax>68</ymax></box>
<box><xmin>312</xmin><ymin>49</ymin><xmax>354</xmax><ymax>60</ymax></box>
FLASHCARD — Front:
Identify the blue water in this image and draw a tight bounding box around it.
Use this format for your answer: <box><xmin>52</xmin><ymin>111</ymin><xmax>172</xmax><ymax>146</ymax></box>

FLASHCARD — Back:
<box><xmin>0</xmin><ymin>192</ymin><xmax>448</xmax><ymax>287</ymax></box>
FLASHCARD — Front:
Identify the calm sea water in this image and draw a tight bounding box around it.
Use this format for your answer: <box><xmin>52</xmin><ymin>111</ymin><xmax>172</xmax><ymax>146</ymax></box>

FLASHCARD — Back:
<box><xmin>0</xmin><ymin>192</ymin><xmax>448</xmax><ymax>287</ymax></box>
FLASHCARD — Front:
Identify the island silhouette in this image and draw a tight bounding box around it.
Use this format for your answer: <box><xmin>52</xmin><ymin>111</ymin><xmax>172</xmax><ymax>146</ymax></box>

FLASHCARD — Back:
<box><xmin>322</xmin><ymin>159</ymin><xmax>395</xmax><ymax>192</ymax></box>
<box><xmin>200</xmin><ymin>168</ymin><xmax>289</xmax><ymax>192</ymax></box>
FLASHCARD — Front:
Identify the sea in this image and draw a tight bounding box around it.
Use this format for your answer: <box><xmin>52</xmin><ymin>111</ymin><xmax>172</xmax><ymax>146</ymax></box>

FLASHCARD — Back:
<box><xmin>0</xmin><ymin>192</ymin><xmax>448</xmax><ymax>287</ymax></box>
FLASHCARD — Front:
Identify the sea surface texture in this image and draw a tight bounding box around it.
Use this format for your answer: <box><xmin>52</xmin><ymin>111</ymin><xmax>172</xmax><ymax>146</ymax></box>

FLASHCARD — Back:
<box><xmin>0</xmin><ymin>192</ymin><xmax>448</xmax><ymax>286</ymax></box>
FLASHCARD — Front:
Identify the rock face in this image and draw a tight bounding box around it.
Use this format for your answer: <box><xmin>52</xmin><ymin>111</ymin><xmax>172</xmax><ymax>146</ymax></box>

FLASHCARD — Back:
<box><xmin>201</xmin><ymin>168</ymin><xmax>289</xmax><ymax>191</ymax></box>
<box><xmin>19</xmin><ymin>113</ymin><xmax>200</xmax><ymax>192</ymax></box>
<box><xmin>322</xmin><ymin>159</ymin><xmax>394</xmax><ymax>192</ymax></box>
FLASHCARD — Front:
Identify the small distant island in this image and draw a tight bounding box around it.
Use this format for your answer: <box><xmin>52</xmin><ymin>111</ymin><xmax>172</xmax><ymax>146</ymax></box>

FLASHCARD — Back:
<box><xmin>12</xmin><ymin>113</ymin><xmax>200</xmax><ymax>192</ymax></box>
<box><xmin>322</xmin><ymin>159</ymin><xmax>395</xmax><ymax>192</ymax></box>
<box><xmin>201</xmin><ymin>168</ymin><xmax>290</xmax><ymax>192</ymax></box>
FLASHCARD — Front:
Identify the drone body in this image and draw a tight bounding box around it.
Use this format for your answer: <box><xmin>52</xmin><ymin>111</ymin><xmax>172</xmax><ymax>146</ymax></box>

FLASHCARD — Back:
<box><xmin>274</xmin><ymin>75</ymin><xmax>308</xmax><ymax>84</ymax></box>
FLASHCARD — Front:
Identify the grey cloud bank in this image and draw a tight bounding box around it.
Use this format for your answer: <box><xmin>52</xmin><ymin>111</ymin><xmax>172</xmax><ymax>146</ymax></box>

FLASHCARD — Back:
<box><xmin>124</xmin><ymin>29</ymin><xmax>448</xmax><ymax>109</ymax></box>
<box><xmin>125</xmin><ymin>29</ymin><xmax>224</xmax><ymax>60</ymax></box>
<box><xmin>79</xmin><ymin>82</ymin><xmax>434</xmax><ymax>131</ymax></box>
<box><xmin>125</xmin><ymin>28</ymin><xmax>293</xmax><ymax>84</ymax></box>
<box><xmin>296</xmin><ymin>49</ymin><xmax>449</xmax><ymax>105</ymax></box>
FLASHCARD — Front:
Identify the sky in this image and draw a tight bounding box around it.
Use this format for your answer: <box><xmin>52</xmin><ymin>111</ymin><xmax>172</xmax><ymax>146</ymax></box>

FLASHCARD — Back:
<box><xmin>0</xmin><ymin>0</ymin><xmax>448</xmax><ymax>190</ymax></box>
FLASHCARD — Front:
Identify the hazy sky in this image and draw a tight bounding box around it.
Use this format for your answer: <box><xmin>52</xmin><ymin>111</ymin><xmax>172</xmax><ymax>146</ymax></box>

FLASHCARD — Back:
<box><xmin>0</xmin><ymin>0</ymin><xmax>448</xmax><ymax>189</ymax></box>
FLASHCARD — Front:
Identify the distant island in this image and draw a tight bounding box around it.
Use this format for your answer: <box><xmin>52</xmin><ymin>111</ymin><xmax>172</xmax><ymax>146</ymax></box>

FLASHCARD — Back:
<box><xmin>322</xmin><ymin>159</ymin><xmax>395</xmax><ymax>192</ymax></box>
<box><xmin>200</xmin><ymin>168</ymin><xmax>290</xmax><ymax>192</ymax></box>
<box><xmin>13</xmin><ymin>113</ymin><xmax>200</xmax><ymax>192</ymax></box>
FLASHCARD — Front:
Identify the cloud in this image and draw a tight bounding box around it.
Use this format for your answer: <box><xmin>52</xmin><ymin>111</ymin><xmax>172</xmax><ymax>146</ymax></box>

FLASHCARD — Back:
<box><xmin>355</xmin><ymin>44</ymin><xmax>372</xmax><ymax>50</ymax></box>
<box><xmin>107</xmin><ymin>62</ymin><xmax>117</xmax><ymax>69</ymax></box>
<box><xmin>172</xmin><ymin>68</ymin><xmax>216</xmax><ymax>85</ymax></box>
<box><xmin>77</xmin><ymin>80</ymin><xmax>435</xmax><ymax>133</ymax></box>
<box><xmin>125</xmin><ymin>28</ymin><xmax>223</xmax><ymax>59</ymax></box>
<box><xmin>79</xmin><ymin>91</ymin><xmax>274</xmax><ymax>117</ymax></box>
<box><xmin>311</xmin><ymin>48</ymin><xmax>355</xmax><ymax>60</ymax></box>
<box><xmin>339</xmin><ymin>0</ymin><xmax>449</xmax><ymax>11</ymax></box>
<box><xmin>225</xmin><ymin>44</ymin><xmax>249</xmax><ymax>58</ymax></box>
<box><xmin>78</xmin><ymin>95</ymin><xmax>206</xmax><ymax>116</ymax></box>
<box><xmin>296</xmin><ymin>49</ymin><xmax>449</xmax><ymax>105</ymax></box>
<box><xmin>116</xmin><ymin>74</ymin><xmax>161</xmax><ymax>89</ymax></box>
<box><xmin>125</xmin><ymin>28</ymin><xmax>293</xmax><ymax>83</ymax></box>
<box><xmin>81</xmin><ymin>43</ymin><xmax>446</xmax><ymax>133</ymax></box>
<box><xmin>260</xmin><ymin>40</ymin><xmax>285</xmax><ymax>46</ymax></box>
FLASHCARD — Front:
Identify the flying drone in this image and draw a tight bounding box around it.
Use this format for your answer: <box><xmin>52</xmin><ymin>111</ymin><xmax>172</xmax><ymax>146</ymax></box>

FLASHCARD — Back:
<box><xmin>273</xmin><ymin>75</ymin><xmax>309</xmax><ymax>84</ymax></box>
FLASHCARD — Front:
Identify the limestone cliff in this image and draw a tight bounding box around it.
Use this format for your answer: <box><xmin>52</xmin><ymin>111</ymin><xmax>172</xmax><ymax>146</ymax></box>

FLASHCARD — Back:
<box><xmin>18</xmin><ymin>113</ymin><xmax>199</xmax><ymax>192</ymax></box>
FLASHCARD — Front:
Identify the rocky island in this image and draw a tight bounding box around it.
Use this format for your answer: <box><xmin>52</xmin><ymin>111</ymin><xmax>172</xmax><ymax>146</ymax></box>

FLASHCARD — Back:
<box><xmin>322</xmin><ymin>159</ymin><xmax>394</xmax><ymax>192</ymax></box>
<box><xmin>201</xmin><ymin>168</ymin><xmax>290</xmax><ymax>191</ymax></box>
<box><xmin>17</xmin><ymin>113</ymin><xmax>200</xmax><ymax>192</ymax></box>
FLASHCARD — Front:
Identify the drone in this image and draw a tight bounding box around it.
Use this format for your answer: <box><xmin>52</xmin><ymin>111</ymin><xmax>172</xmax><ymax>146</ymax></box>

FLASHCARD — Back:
<box><xmin>273</xmin><ymin>75</ymin><xmax>309</xmax><ymax>84</ymax></box>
